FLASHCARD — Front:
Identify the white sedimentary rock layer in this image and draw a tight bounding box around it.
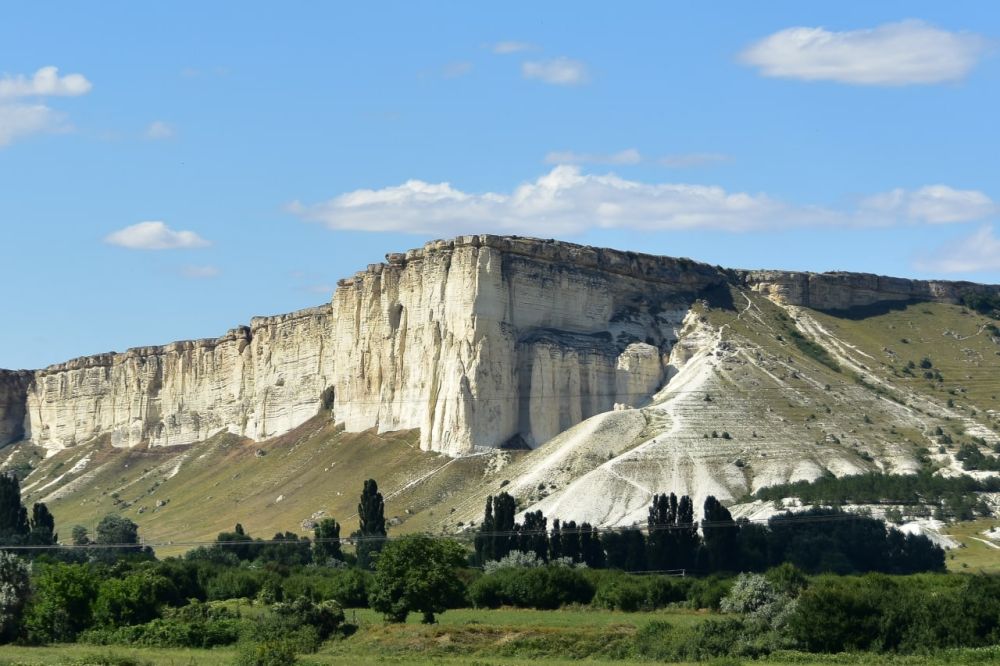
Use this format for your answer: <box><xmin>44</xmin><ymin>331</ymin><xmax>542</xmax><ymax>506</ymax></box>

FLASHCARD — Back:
<box><xmin>4</xmin><ymin>234</ymin><xmax>998</xmax><ymax>458</ymax></box>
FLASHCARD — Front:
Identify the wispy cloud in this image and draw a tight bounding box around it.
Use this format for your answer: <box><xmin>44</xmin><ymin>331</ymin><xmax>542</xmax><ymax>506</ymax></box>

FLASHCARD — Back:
<box><xmin>740</xmin><ymin>20</ymin><xmax>987</xmax><ymax>85</ymax></box>
<box><xmin>145</xmin><ymin>120</ymin><xmax>175</xmax><ymax>140</ymax></box>
<box><xmin>289</xmin><ymin>166</ymin><xmax>995</xmax><ymax>236</ymax></box>
<box><xmin>915</xmin><ymin>226</ymin><xmax>1000</xmax><ymax>273</ymax></box>
<box><xmin>105</xmin><ymin>222</ymin><xmax>210</xmax><ymax>250</ymax></box>
<box><xmin>861</xmin><ymin>185</ymin><xmax>995</xmax><ymax>223</ymax></box>
<box><xmin>0</xmin><ymin>104</ymin><xmax>68</xmax><ymax>147</ymax></box>
<box><xmin>544</xmin><ymin>149</ymin><xmax>641</xmax><ymax>165</ymax></box>
<box><xmin>491</xmin><ymin>41</ymin><xmax>536</xmax><ymax>54</ymax></box>
<box><xmin>659</xmin><ymin>153</ymin><xmax>732</xmax><ymax>168</ymax></box>
<box><xmin>0</xmin><ymin>66</ymin><xmax>91</xmax><ymax>147</ymax></box>
<box><xmin>179</xmin><ymin>264</ymin><xmax>220</xmax><ymax>279</ymax></box>
<box><xmin>522</xmin><ymin>58</ymin><xmax>589</xmax><ymax>86</ymax></box>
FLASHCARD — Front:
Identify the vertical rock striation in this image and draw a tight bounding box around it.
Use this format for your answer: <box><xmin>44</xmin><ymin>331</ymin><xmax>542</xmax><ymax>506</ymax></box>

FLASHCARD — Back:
<box><xmin>4</xmin><ymin>235</ymin><xmax>998</xmax><ymax>458</ymax></box>
<box><xmin>0</xmin><ymin>370</ymin><xmax>31</xmax><ymax>446</ymax></box>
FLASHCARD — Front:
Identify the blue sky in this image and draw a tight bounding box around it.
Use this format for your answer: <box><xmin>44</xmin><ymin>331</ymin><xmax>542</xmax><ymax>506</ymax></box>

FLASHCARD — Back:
<box><xmin>2</xmin><ymin>2</ymin><xmax>999</xmax><ymax>369</ymax></box>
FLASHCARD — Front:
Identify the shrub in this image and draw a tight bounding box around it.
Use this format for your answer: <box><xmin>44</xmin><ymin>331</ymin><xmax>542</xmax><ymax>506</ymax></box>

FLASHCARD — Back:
<box><xmin>591</xmin><ymin>573</ymin><xmax>689</xmax><ymax>611</ymax></box>
<box><xmin>720</xmin><ymin>573</ymin><xmax>779</xmax><ymax>616</ymax></box>
<box><xmin>483</xmin><ymin>549</ymin><xmax>544</xmax><ymax>574</ymax></box>
<box><xmin>23</xmin><ymin>562</ymin><xmax>100</xmax><ymax>643</ymax></box>
<box><xmin>468</xmin><ymin>566</ymin><xmax>595</xmax><ymax>610</ymax></box>
<box><xmin>232</xmin><ymin>637</ymin><xmax>297</xmax><ymax>666</ymax></box>
<box><xmin>206</xmin><ymin>568</ymin><xmax>269</xmax><ymax>601</ymax></box>
<box><xmin>686</xmin><ymin>575</ymin><xmax>732</xmax><ymax>611</ymax></box>
<box><xmin>92</xmin><ymin>570</ymin><xmax>177</xmax><ymax>628</ymax></box>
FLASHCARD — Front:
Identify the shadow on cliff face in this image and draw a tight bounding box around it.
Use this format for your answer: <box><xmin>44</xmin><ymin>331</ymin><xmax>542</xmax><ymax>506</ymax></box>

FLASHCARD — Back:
<box><xmin>697</xmin><ymin>283</ymin><xmax>736</xmax><ymax>311</ymax></box>
<box><xmin>818</xmin><ymin>299</ymin><xmax>920</xmax><ymax>320</ymax></box>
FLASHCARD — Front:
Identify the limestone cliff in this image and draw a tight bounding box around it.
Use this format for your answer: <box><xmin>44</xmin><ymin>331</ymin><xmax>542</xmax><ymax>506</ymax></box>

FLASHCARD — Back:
<box><xmin>3</xmin><ymin>235</ymin><xmax>999</xmax><ymax>458</ymax></box>
<box><xmin>0</xmin><ymin>370</ymin><xmax>31</xmax><ymax>446</ymax></box>
<box><xmin>742</xmin><ymin>270</ymin><xmax>996</xmax><ymax>310</ymax></box>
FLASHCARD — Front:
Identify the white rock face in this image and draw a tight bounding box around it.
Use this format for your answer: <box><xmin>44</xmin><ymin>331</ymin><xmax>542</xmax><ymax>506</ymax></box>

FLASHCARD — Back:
<box><xmin>328</xmin><ymin>236</ymin><xmax>721</xmax><ymax>455</ymax></box>
<box><xmin>24</xmin><ymin>306</ymin><xmax>335</xmax><ymax>453</ymax></box>
<box><xmin>9</xmin><ymin>234</ymin><xmax>994</xmax><ymax>459</ymax></box>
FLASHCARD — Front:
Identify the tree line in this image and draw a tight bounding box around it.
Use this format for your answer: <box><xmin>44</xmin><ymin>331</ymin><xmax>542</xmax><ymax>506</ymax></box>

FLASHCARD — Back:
<box><xmin>474</xmin><ymin>491</ymin><xmax>945</xmax><ymax>575</ymax></box>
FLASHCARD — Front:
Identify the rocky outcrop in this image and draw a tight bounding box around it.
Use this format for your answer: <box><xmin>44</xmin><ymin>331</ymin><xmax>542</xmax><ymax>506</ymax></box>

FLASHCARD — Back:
<box><xmin>24</xmin><ymin>306</ymin><xmax>335</xmax><ymax>452</ymax></box>
<box><xmin>5</xmin><ymin>234</ymin><xmax>1000</xmax><ymax>458</ymax></box>
<box><xmin>329</xmin><ymin>235</ymin><xmax>717</xmax><ymax>455</ymax></box>
<box><xmin>0</xmin><ymin>370</ymin><xmax>31</xmax><ymax>446</ymax></box>
<box><xmin>743</xmin><ymin>270</ymin><xmax>999</xmax><ymax>310</ymax></box>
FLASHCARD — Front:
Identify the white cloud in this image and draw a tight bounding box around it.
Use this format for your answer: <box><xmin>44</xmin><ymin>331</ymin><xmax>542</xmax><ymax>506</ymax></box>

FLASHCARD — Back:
<box><xmin>180</xmin><ymin>264</ymin><xmax>220</xmax><ymax>279</ymax></box>
<box><xmin>522</xmin><ymin>58</ymin><xmax>589</xmax><ymax>85</ymax></box>
<box><xmin>659</xmin><ymin>153</ymin><xmax>732</xmax><ymax>168</ymax></box>
<box><xmin>861</xmin><ymin>185</ymin><xmax>995</xmax><ymax>223</ymax></box>
<box><xmin>290</xmin><ymin>167</ymin><xmax>997</xmax><ymax>237</ymax></box>
<box><xmin>0</xmin><ymin>66</ymin><xmax>91</xmax><ymax>99</ymax></box>
<box><xmin>492</xmin><ymin>41</ymin><xmax>535</xmax><ymax>54</ymax></box>
<box><xmin>740</xmin><ymin>20</ymin><xmax>987</xmax><ymax>85</ymax></box>
<box><xmin>544</xmin><ymin>148</ymin><xmax>641</xmax><ymax>165</ymax></box>
<box><xmin>0</xmin><ymin>103</ymin><xmax>68</xmax><ymax>146</ymax></box>
<box><xmin>145</xmin><ymin>121</ymin><xmax>175</xmax><ymax>140</ymax></box>
<box><xmin>0</xmin><ymin>67</ymin><xmax>91</xmax><ymax>148</ymax></box>
<box><xmin>915</xmin><ymin>226</ymin><xmax>1000</xmax><ymax>273</ymax></box>
<box><xmin>105</xmin><ymin>222</ymin><xmax>210</xmax><ymax>250</ymax></box>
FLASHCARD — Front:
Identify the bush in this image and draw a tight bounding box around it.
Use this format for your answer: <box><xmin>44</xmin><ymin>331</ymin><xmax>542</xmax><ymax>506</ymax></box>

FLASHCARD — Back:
<box><xmin>591</xmin><ymin>572</ymin><xmax>690</xmax><ymax>611</ymax></box>
<box><xmin>92</xmin><ymin>570</ymin><xmax>177</xmax><ymax>628</ymax></box>
<box><xmin>233</xmin><ymin>637</ymin><xmax>297</xmax><ymax>666</ymax></box>
<box><xmin>325</xmin><ymin>568</ymin><xmax>370</xmax><ymax>607</ymax></box>
<box><xmin>786</xmin><ymin>573</ymin><xmax>1000</xmax><ymax>654</ymax></box>
<box><xmin>23</xmin><ymin>562</ymin><xmax>100</xmax><ymax>643</ymax></box>
<box><xmin>468</xmin><ymin>566</ymin><xmax>595</xmax><ymax>610</ymax></box>
<box><xmin>205</xmin><ymin>568</ymin><xmax>270</xmax><ymax>601</ymax></box>
<box><xmin>720</xmin><ymin>573</ymin><xmax>779</xmax><ymax>616</ymax></box>
<box><xmin>686</xmin><ymin>575</ymin><xmax>733</xmax><ymax>611</ymax></box>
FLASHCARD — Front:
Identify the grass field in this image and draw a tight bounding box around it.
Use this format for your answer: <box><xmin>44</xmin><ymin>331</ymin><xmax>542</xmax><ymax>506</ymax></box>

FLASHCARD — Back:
<box><xmin>942</xmin><ymin>518</ymin><xmax>1000</xmax><ymax>573</ymax></box>
<box><xmin>2</xmin><ymin>607</ymin><xmax>1000</xmax><ymax>665</ymax></box>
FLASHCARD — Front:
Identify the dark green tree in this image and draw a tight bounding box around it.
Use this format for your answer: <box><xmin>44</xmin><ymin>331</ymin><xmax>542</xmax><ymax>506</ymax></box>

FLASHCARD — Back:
<box><xmin>519</xmin><ymin>510</ymin><xmax>548</xmax><ymax>561</ymax></box>
<box><xmin>215</xmin><ymin>523</ymin><xmax>257</xmax><ymax>561</ymax></box>
<box><xmin>701</xmin><ymin>496</ymin><xmax>738</xmax><ymax>572</ymax></box>
<box><xmin>646</xmin><ymin>493</ymin><xmax>676</xmax><ymax>570</ymax></box>
<box><xmin>70</xmin><ymin>525</ymin><xmax>90</xmax><ymax>546</ymax></box>
<box><xmin>474</xmin><ymin>496</ymin><xmax>496</xmax><ymax>564</ymax></box>
<box><xmin>601</xmin><ymin>527</ymin><xmax>646</xmax><ymax>571</ymax></box>
<box><xmin>579</xmin><ymin>522</ymin><xmax>605</xmax><ymax>568</ymax></box>
<box><xmin>357</xmin><ymin>479</ymin><xmax>387</xmax><ymax>569</ymax></box>
<box><xmin>491</xmin><ymin>492</ymin><xmax>516</xmax><ymax>561</ymax></box>
<box><xmin>560</xmin><ymin>520</ymin><xmax>581</xmax><ymax>563</ymax></box>
<box><xmin>674</xmin><ymin>495</ymin><xmax>699</xmax><ymax>570</ymax></box>
<box><xmin>549</xmin><ymin>518</ymin><xmax>563</xmax><ymax>560</ymax></box>
<box><xmin>29</xmin><ymin>503</ymin><xmax>56</xmax><ymax>546</ymax></box>
<box><xmin>313</xmin><ymin>518</ymin><xmax>344</xmax><ymax>564</ymax></box>
<box><xmin>94</xmin><ymin>514</ymin><xmax>150</xmax><ymax>561</ymax></box>
<box><xmin>22</xmin><ymin>562</ymin><xmax>99</xmax><ymax>642</ymax></box>
<box><xmin>369</xmin><ymin>534</ymin><xmax>466</xmax><ymax>623</ymax></box>
<box><xmin>0</xmin><ymin>474</ymin><xmax>29</xmax><ymax>545</ymax></box>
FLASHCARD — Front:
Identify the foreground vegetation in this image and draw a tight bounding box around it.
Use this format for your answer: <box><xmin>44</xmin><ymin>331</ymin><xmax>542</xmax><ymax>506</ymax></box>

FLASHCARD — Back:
<box><xmin>2</xmin><ymin>473</ymin><xmax>998</xmax><ymax>665</ymax></box>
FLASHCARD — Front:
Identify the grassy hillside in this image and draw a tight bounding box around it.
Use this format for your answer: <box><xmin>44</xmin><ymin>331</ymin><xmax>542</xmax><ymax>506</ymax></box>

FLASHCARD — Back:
<box><xmin>11</xmin><ymin>417</ymin><xmax>500</xmax><ymax>555</ymax></box>
<box><xmin>3</xmin><ymin>291</ymin><xmax>1000</xmax><ymax>555</ymax></box>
